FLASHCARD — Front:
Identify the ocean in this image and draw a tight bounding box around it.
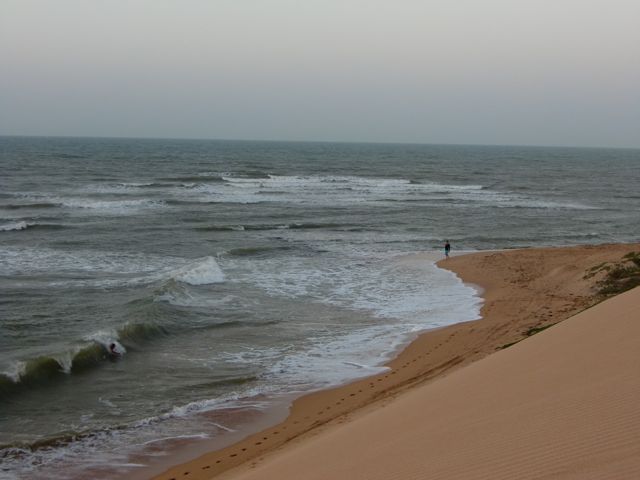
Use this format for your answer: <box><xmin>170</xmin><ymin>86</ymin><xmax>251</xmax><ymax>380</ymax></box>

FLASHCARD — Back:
<box><xmin>1</xmin><ymin>136</ymin><xmax>639</xmax><ymax>479</ymax></box>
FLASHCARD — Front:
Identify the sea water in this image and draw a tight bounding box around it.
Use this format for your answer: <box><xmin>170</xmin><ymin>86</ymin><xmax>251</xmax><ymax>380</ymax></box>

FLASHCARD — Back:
<box><xmin>1</xmin><ymin>137</ymin><xmax>639</xmax><ymax>479</ymax></box>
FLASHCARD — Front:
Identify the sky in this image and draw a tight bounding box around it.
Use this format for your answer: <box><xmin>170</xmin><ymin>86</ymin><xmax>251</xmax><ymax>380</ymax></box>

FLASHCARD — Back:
<box><xmin>1</xmin><ymin>0</ymin><xmax>639</xmax><ymax>148</ymax></box>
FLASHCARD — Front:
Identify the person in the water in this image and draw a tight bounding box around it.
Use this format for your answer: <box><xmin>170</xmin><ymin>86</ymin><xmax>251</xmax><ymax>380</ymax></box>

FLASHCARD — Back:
<box><xmin>444</xmin><ymin>240</ymin><xmax>451</xmax><ymax>258</ymax></box>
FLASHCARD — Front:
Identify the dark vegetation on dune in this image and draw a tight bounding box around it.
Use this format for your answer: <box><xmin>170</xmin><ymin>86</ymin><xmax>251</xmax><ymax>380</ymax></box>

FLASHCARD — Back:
<box><xmin>585</xmin><ymin>251</ymin><xmax>640</xmax><ymax>297</ymax></box>
<box><xmin>498</xmin><ymin>251</ymin><xmax>640</xmax><ymax>351</ymax></box>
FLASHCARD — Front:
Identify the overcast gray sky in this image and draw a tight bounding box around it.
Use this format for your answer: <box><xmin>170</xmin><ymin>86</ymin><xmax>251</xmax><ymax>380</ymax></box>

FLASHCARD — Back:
<box><xmin>1</xmin><ymin>0</ymin><xmax>639</xmax><ymax>147</ymax></box>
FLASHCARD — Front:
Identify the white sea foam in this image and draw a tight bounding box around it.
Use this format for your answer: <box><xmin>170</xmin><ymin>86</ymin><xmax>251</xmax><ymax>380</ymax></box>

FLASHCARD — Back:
<box><xmin>156</xmin><ymin>287</ymin><xmax>238</xmax><ymax>308</ymax></box>
<box><xmin>175</xmin><ymin>175</ymin><xmax>596</xmax><ymax>209</ymax></box>
<box><xmin>0</xmin><ymin>246</ymin><xmax>228</xmax><ymax>290</ymax></box>
<box><xmin>263</xmin><ymin>329</ymin><xmax>395</xmax><ymax>390</ymax></box>
<box><xmin>140</xmin><ymin>433</ymin><xmax>211</xmax><ymax>446</ymax></box>
<box><xmin>175</xmin><ymin>174</ymin><xmax>598</xmax><ymax>210</ymax></box>
<box><xmin>8</xmin><ymin>192</ymin><xmax>166</xmax><ymax>214</ymax></box>
<box><xmin>173</xmin><ymin>174</ymin><xmax>491</xmax><ymax>206</ymax></box>
<box><xmin>0</xmin><ymin>246</ymin><xmax>174</xmax><ymax>277</ymax></box>
<box><xmin>60</xmin><ymin>198</ymin><xmax>164</xmax><ymax>213</ymax></box>
<box><xmin>221</xmin><ymin>252</ymin><xmax>481</xmax><ymax>391</ymax></box>
<box><xmin>80</xmin><ymin>183</ymin><xmax>153</xmax><ymax>194</ymax></box>
<box><xmin>169</xmin><ymin>256</ymin><xmax>225</xmax><ymax>285</ymax></box>
<box><xmin>2</xmin><ymin>362</ymin><xmax>24</xmax><ymax>383</ymax></box>
<box><xmin>132</xmin><ymin>393</ymin><xmax>272</xmax><ymax>429</ymax></box>
<box><xmin>227</xmin><ymin>249</ymin><xmax>480</xmax><ymax>324</ymax></box>
<box><xmin>0</xmin><ymin>221</ymin><xmax>29</xmax><ymax>232</ymax></box>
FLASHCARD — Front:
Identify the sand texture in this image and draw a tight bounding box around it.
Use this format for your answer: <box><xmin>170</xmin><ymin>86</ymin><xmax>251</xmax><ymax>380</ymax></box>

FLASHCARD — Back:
<box><xmin>153</xmin><ymin>243</ymin><xmax>640</xmax><ymax>480</ymax></box>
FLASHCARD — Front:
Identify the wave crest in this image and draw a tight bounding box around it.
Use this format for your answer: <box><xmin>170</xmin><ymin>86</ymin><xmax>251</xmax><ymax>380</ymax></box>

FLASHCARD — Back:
<box><xmin>0</xmin><ymin>322</ymin><xmax>168</xmax><ymax>399</ymax></box>
<box><xmin>0</xmin><ymin>221</ymin><xmax>29</xmax><ymax>232</ymax></box>
<box><xmin>169</xmin><ymin>257</ymin><xmax>225</xmax><ymax>285</ymax></box>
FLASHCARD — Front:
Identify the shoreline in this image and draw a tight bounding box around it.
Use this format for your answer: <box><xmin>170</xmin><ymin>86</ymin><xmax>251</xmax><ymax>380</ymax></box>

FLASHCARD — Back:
<box><xmin>151</xmin><ymin>243</ymin><xmax>640</xmax><ymax>480</ymax></box>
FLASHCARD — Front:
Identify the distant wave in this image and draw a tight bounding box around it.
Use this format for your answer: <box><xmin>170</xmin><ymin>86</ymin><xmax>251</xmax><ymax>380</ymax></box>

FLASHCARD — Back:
<box><xmin>0</xmin><ymin>246</ymin><xmax>173</xmax><ymax>279</ymax></box>
<box><xmin>0</xmin><ymin>247</ymin><xmax>228</xmax><ymax>290</ymax></box>
<box><xmin>194</xmin><ymin>224</ymin><xmax>247</xmax><ymax>231</ymax></box>
<box><xmin>2</xmin><ymin>202</ymin><xmax>59</xmax><ymax>210</ymax></box>
<box><xmin>462</xmin><ymin>232</ymin><xmax>603</xmax><ymax>245</ymax></box>
<box><xmin>2</xmin><ymin>196</ymin><xmax>165</xmax><ymax>214</ymax></box>
<box><xmin>196</xmin><ymin>222</ymin><xmax>360</xmax><ymax>233</ymax></box>
<box><xmin>80</xmin><ymin>182</ymin><xmax>179</xmax><ymax>194</ymax></box>
<box><xmin>158</xmin><ymin>175</ymin><xmax>225</xmax><ymax>183</ymax></box>
<box><xmin>0</xmin><ymin>221</ymin><xmax>29</xmax><ymax>231</ymax></box>
<box><xmin>495</xmin><ymin>200</ymin><xmax>601</xmax><ymax>210</ymax></box>
<box><xmin>0</xmin><ymin>221</ymin><xmax>68</xmax><ymax>232</ymax></box>
<box><xmin>168</xmin><ymin>174</ymin><xmax>492</xmax><ymax>206</ymax></box>
<box><xmin>61</xmin><ymin>198</ymin><xmax>165</xmax><ymax>212</ymax></box>
<box><xmin>225</xmin><ymin>246</ymin><xmax>293</xmax><ymax>257</ymax></box>
<box><xmin>167</xmin><ymin>256</ymin><xmax>225</xmax><ymax>285</ymax></box>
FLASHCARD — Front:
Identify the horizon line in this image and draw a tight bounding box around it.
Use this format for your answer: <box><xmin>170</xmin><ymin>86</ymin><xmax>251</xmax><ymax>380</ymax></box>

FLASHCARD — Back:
<box><xmin>1</xmin><ymin>133</ymin><xmax>639</xmax><ymax>151</ymax></box>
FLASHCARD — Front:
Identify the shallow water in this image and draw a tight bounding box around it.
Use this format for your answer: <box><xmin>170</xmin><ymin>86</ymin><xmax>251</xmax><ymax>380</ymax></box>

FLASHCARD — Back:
<box><xmin>1</xmin><ymin>137</ymin><xmax>639</xmax><ymax>478</ymax></box>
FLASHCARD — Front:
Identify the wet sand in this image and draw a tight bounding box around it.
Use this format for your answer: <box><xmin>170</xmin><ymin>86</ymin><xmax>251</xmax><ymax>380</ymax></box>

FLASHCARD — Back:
<box><xmin>152</xmin><ymin>243</ymin><xmax>640</xmax><ymax>480</ymax></box>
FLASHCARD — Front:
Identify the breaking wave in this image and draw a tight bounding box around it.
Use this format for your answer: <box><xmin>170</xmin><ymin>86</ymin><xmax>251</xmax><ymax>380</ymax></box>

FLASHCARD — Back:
<box><xmin>0</xmin><ymin>322</ymin><xmax>168</xmax><ymax>400</ymax></box>
<box><xmin>167</xmin><ymin>257</ymin><xmax>225</xmax><ymax>285</ymax></box>
<box><xmin>0</xmin><ymin>221</ymin><xmax>29</xmax><ymax>232</ymax></box>
<box><xmin>60</xmin><ymin>198</ymin><xmax>165</xmax><ymax>212</ymax></box>
<box><xmin>0</xmin><ymin>221</ymin><xmax>68</xmax><ymax>232</ymax></box>
<box><xmin>2</xmin><ymin>197</ymin><xmax>164</xmax><ymax>214</ymax></box>
<box><xmin>196</xmin><ymin>222</ymin><xmax>361</xmax><ymax>233</ymax></box>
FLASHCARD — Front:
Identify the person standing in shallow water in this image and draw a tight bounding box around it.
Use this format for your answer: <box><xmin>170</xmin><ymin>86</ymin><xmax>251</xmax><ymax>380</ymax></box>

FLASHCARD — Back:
<box><xmin>444</xmin><ymin>240</ymin><xmax>451</xmax><ymax>259</ymax></box>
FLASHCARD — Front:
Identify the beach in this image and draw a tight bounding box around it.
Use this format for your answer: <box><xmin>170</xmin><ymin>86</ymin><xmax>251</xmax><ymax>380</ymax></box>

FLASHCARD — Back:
<box><xmin>3</xmin><ymin>138</ymin><xmax>639</xmax><ymax>479</ymax></box>
<box><xmin>152</xmin><ymin>242</ymin><xmax>640</xmax><ymax>479</ymax></box>
<box><xmin>4</xmin><ymin>1</ymin><xmax>640</xmax><ymax>476</ymax></box>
